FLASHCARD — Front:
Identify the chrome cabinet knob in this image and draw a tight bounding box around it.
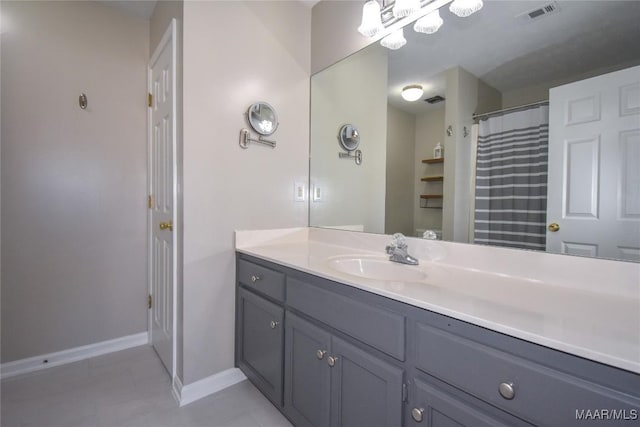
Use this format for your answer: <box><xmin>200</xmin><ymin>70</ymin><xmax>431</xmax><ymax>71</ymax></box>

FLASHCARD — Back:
<box><xmin>499</xmin><ymin>382</ymin><xmax>515</xmax><ymax>400</ymax></box>
<box><xmin>269</xmin><ymin>320</ymin><xmax>279</xmax><ymax>329</ymax></box>
<box><xmin>251</xmin><ymin>275</ymin><xmax>261</xmax><ymax>283</ymax></box>
<box><xmin>327</xmin><ymin>356</ymin><xmax>338</xmax><ymax>367</ymax></box>
<box><xmin>411</xmin><ymin>407</ymin><xmax>425</xmax><ymax>423</ymax></box>
<box><xmin>316</xmin><ymin>350</ymin><xmax>326</xmax><ymax>360</ymax></box>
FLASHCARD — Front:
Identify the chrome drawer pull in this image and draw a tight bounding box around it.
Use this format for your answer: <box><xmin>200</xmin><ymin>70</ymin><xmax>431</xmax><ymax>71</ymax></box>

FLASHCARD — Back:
<box><xmin>251</xmin><ymin>275</ymin><xmax>261</xmax><ymax>283</ymax></box>
<box><xmin>499</xmin><ymin>382</ymin><xmax>515</xmax><ymax>400</ymax></box>
<box><xmin>269</xmin><ymin>320</ymin><xmax>279</xmax><ymax>329</ymax></box>
<box><xmin>327</xmin><ymin>356</ymin><xmax>338</xmax><ymax>367</ymax></box>
<box><xmin>316</xmin><ymin>350</ymin><xmax>326</xmax><ymax>360</ymax></box>
<box><xmin>411</xmin><ymin>407</ymin><xmax>425</xmax><ymax>423</ymax></box>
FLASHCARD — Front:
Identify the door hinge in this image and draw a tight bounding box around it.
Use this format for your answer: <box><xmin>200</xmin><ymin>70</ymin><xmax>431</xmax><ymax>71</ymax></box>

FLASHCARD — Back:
<box><xmin>148</xmin><ymin>93</ymin><xmax>153</xmax><ymax>108</ymax></box>
<box><xmin>402</xmin><ymin>383</ymin><xmax>408</xmax><ymax>403</ymax></box>
<box><xmin>148</xmin><ymin>195</ymin><xmax>153</xmax><ymax>209</ymax></box>
<box><xmin>148</xmin><ymin>294</ymin><xmax>152</xmax><ymax>309</ymax></box>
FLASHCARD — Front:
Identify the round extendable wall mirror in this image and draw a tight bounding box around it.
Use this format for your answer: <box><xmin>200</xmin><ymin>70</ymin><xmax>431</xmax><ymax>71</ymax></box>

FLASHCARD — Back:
<box><xmin>247</xmin><ymin>102</ymin><xmax>279</xmax><ymax>136</ymax></box>
<box><xmin>338</xmin><ymin>124</ymin><xmax>360</xmax><ymax>151</ymax></box>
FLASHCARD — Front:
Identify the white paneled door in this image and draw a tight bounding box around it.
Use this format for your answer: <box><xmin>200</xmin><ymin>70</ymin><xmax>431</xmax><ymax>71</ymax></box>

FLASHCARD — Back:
<box><xmin>148</xmin><ymin>20</ymin><xmax>177</xmax><ymax>375</ymax></box>
<box><xmin>547</xmin><ymin>66</ymin><xmax>640</xmax><ymax>261</ymax></box>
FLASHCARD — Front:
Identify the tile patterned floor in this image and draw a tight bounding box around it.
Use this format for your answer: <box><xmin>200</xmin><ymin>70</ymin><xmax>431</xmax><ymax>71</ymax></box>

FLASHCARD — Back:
<box><xmin>1</xmin><ymin>345</ymin><xmax>293</xmax><ymax>427</ymax></box>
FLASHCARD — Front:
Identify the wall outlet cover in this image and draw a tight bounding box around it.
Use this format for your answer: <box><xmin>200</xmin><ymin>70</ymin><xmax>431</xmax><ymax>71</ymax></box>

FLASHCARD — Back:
<box><xmin>294</xmin><ymin>182</ymin><xmax>306</xmax><ymax>202</ymax></box>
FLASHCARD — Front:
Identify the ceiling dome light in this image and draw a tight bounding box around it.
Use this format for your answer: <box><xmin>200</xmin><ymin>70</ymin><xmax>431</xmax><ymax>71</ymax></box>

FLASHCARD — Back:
<box><xmin>414</xmin><ymin>9</ymin><xmax>444</xmax><ymax>34</ymax></box>
<box><xmin>449</xmin><ymin>0</ymin><xmax>484</xmax><ymax>17</ymax></box>
<box><xmin>401</xmin><ymin>85</ymin><xmax>424</xmax><ymax>102</ymax></box>
<box><xmin>393</xmin><ymin>0</ymin><xmax>420</xmax><ymax>18</ymax></box>
<box><xmin>380</xmin><ymin>28</ymin><xmax>407</xmax><ymax>50</ymax></box>
<box><xmin>358</xmin><ymin>0</ymin><xmax>384</xmax><ymax>37</ymax></box>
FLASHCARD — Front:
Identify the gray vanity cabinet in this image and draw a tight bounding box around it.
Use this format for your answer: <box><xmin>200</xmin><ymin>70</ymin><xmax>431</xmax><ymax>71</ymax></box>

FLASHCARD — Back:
<box><xmin>329</xmin><ymin>336</ymin><xmax>404</xmax><ymax>427</ymax></box>
<box><xmin>410</xmin><ymin>379</ymin><xmax>512</xmax><ymax>427</ymax></box>
<box><xmin>284</xmin><ymin>313</ymin><xmax>332</xmax><ymax>427</ymax></box>
<box><xmin>236</xmin><ymin>288</ymin><xmax>284</xmax><ymax>406</ymax></box>
<box><xmin>413</xmin><ymin>320</ymin><xmax>640</xmax><ymax>427</ymax></box>
<box><xmin>236</xmin><ymin>253</ymin><xmax>640</xmax><ymax>427</ymax></box>
<box><xmin>284</xmin><ymin>312</ymin><xmax>404</xmax><ymax>427</ymax></box>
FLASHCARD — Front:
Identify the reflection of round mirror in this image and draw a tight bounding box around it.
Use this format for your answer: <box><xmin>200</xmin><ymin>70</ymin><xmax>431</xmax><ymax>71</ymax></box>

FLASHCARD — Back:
<box><xmin>338</xmin><ymin>124</ymin><xmax>360</xmax><ymax>151</ymax></box>
<box><xmin>247</xmin><ymin>102</ymin><xmax>278</xmax><ymax>136</ymax></box>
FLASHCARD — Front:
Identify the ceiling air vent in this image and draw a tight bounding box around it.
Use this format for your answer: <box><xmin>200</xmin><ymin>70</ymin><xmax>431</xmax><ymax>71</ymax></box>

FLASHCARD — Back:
<box><xmin>425</xmin><ymin>95</ymin><xmax>445</xmax><ymax>104</ymax></box>
<box><xmin>516</xmin><ymin>2</ymin><xmax>560</xmax><ymax>22</ymax></box>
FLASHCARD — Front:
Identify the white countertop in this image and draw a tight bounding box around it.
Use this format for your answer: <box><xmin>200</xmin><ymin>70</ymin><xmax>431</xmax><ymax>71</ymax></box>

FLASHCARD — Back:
<box><xmin>235</xmin><ymin>227</ymin><xmax>640</xmax><ymax>374</ymax></box>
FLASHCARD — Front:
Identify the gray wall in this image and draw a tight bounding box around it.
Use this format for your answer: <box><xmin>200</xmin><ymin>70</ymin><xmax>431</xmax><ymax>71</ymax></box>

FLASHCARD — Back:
<box><xmin>385</xmin><ymin>105</ymin><xmax>416</xmax><ymax>236</ymax></box>
<box><xmin>181</xmin><ymin>0</ymin><xmax>311</xmax><ymax>385</ymax></box>
<box><xmin>443</xmin><ymin>67</ymin><xmax>501</xmax><ymax>243</ymax></box>
<box><xmin>414</xmin><ymin>107</ymin><xmax>446</xmax><ymax>234</ymax></box>
<box><xmin>1</xmin><ymin>0</ymin><xmax>149</xmax><ymax>362</ymax></box>
<box><xmin>310</xmin><ymin>45</ymin><xmax>388</xmax><ymax>234</ymax></box>
<box><xmin>501</xmin><ymin>60</ymin><xmax>640</xmax><ymax>109</ymax></box>
<box><xmin>311</xmin><ymin>0</ymin><xmax>372</xmax><ymax>73</ymax></box>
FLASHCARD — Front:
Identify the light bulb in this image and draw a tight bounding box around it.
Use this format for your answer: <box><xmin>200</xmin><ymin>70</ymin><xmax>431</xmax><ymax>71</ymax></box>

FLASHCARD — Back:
<box><xmin>358</xmin><ymin>0</ymin><xmax>384</xmax><ymax>37</ymax></box>
<box><xmin>414</xmin><ymin>9</ymin><xmax>443</xmax><ymax>34</ymax></box>
<box><xmin>449</xmin><ymin>0</ymin><xmax>484</xmax><ymax>17</ymax></box>
<box><xmin>380</xmin><ymin>28</ymin><xmax>407</xmax><ymax>50</ymax></box>
<box><xmin>393</xmin><ymin>0</ymin><xmax>420</xmax><ymax>18</ymax></box>
<box><xmin>401</xmin><ymin>85</ymin><xmax>424</xmax><ymax>102</ymax></box>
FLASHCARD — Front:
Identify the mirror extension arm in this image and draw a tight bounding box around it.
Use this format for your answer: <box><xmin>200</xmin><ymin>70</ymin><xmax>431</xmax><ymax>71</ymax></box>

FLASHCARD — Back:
<box><xmin>239</xmin><ymin>128</ymin><xmax>276</xmax><ymax>149</ymax></box>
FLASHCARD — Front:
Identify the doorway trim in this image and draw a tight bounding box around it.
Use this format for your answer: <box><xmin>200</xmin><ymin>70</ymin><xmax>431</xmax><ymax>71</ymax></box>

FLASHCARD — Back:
<box><xmin>147</xmin><ymin>18</ymin><xmax>178</xmax><ymax>379</ymax></box>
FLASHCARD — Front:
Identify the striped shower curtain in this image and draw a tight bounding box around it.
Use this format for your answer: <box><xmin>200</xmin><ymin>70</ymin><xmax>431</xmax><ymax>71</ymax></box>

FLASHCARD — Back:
<box><xmin>473</xmin><ymin>105</ymin><xmax>549</xmax><ymax>250</ymax></box>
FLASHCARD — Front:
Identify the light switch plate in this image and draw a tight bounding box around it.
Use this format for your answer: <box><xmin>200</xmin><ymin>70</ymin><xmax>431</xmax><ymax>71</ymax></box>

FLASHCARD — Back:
<box><xmin>312</xmin><ymin>185</ymin><xmax>322</xmax><ymax>202</ymax></box>
<box><xmin>294</xmin><ymin>182</ymin><xmax>306</xmax><ymax>202</ymax></box>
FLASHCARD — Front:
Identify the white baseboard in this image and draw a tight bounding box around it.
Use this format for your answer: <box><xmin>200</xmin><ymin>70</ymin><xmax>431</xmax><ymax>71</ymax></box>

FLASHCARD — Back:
<box><xmin>1</xmin><ymin>332</ymin><xmax>149</xmax><ymax>380</ymax></box>
<box><xmin>172</xmin><ymin>375</ymin><xmax>183</xmax><ymax>404</ymax></box>
<box><xmin>176</xmin><ymin>368</ymin><xmax>247</xmax><ymax>407</ymax></box>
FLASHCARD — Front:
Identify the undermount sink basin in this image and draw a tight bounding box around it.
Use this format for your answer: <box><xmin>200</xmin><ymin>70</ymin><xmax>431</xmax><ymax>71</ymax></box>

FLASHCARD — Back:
<box><xmin>327</xmin><ymin>255</ymin><xmax>426</xmax><ymax>282</ymax></box>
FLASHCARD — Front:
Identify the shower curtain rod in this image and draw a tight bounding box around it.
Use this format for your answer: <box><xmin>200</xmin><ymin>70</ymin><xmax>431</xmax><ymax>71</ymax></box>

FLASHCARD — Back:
<box><xmin>472</xmin><ymin>100</ymin><xmax>549</xmax><ymax>121</ymax></box>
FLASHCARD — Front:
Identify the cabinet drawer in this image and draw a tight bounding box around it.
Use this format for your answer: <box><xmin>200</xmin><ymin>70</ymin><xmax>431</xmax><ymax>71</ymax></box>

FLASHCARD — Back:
<box><xmin>238</xmin><ymin>259</ymin><xmax>285</xmax><ymax>302</ymax></box>
<box><xmin>415</xmin><ymin>322</ymin><xmax>640</xmax><ymax>426</ymax></box>
<box><xmin>411</xmin><ymin>379</ymin><xmax>516</xmax><ymax>427</ymax></box>
<box><xmin>287</xmin><ymin>277</ymin><xmax>405</xmax><ymax>361</ymax></box>
<box><xmin>238</xmin><ymin>288</ymin><xmax>284</xmax><ymax>406</ymax></box>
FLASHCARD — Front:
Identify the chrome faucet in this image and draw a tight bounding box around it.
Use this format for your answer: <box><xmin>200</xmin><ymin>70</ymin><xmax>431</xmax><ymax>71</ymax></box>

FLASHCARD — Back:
<box><xmin>385</xmin><ymin>233</ymin><xmax>419</xmax><ymax>265</ymax></box>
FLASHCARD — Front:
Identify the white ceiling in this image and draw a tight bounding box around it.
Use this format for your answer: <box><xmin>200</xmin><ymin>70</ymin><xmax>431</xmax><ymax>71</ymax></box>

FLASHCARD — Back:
<box><xmin>385</xmin><ymin>0</ymin><xmax>640</xmax><ymax>115</ymax></box>
<box><xmin>97</xmin><ymin>1</ymin><xmax>639</xmax><ymax>116</ymax></box>
<box><xmin>96</xmin><ymin>0</ymin><xmax>157</xmax><ymax>20</ymax></box>
<box><xmin>299</xmin><ymin>0</ymin><xmax>321</xmax><ymax>8</ymax></box>
<box><xmin>97</xmin><ymin>0</ymin><xmax>319</xmax><ymax>20</ymax></box>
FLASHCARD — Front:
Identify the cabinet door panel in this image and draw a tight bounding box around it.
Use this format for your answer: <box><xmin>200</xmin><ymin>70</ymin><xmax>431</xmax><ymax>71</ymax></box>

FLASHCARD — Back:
<box><xmin>238</xmin><ymin>288</ymin><xmax>284</xmax><ymax>405</ymax></box>
<box><xmin>330</xmin><ymin>336</ymin><xmax>403</xmax><ymax>427</ymax></box>
<box><xmin>285</xmin><ymin>313</ymin><xmax>332</xmax><ymax>427</ymax></box>
<box><xmin>412</xmin><ymin>379</ymin><xmax>511</xmax><ymax>427</ymax></box>
<box><xmin>288</xmin><ymin>277</ymin><xmax>406</xmax><ymax>360</ymax></box>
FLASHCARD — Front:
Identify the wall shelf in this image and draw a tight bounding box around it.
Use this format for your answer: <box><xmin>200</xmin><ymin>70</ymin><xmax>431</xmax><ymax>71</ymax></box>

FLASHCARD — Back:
<box><xmin>419</xmin><ymin>195</ymin><xmax>443</xmax><ymax>209</ymax></box>
<box><xmin>422</xmin><ymin>158</ymin><xmax>444</xmax><ymax>164</ymax></box>
<box><xmin>421</xmin><ymin>158</ymin><xmax>444</xmax><ymax>209</ymax></box>
<box><xmin>421</xmin><ymin>176</ymin><xmax>444</xmax><ymax>182</ymax></box>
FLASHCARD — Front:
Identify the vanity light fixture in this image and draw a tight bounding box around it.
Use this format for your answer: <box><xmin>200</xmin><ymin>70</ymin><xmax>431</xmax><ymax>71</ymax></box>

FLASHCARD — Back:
<box><xmin>357</xmin><ymin>0</ymin><xmax>484</xmax><ymax>51</ymax></box>
<box><xmin>414</xmin><ymin>9</ymin><xmax>443</xmax><ymax>34</ymax></box>
<box><xmin>380</xmin><ymin>28</ymin><xmax>407</xmax><ymax>50</ymax></box>
<box><xmin>393</xmin><ymin>0</ymin><xmax>421</xmax><ymax>18</ymax></box>
<box><xmin>358</xmin><ymin>0</ymin><xmax>385</xmax><ymax>37</ymax></box>
<box><xmin>401</xmin><ymin>85</ymin><xmax>424</xmax><ymax>101</ymax></box>
<box><xmin>449</xmin><ymin>0</ymin><xmax>484</xmax><ymax>17</ymax></box>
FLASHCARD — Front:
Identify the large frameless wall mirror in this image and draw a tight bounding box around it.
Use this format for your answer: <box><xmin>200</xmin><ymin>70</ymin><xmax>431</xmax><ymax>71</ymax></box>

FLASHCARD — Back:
<box><xmin>309</xmin><ymin>0</ymin><xmax>640</xmax><ymax>262</ymax></box>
